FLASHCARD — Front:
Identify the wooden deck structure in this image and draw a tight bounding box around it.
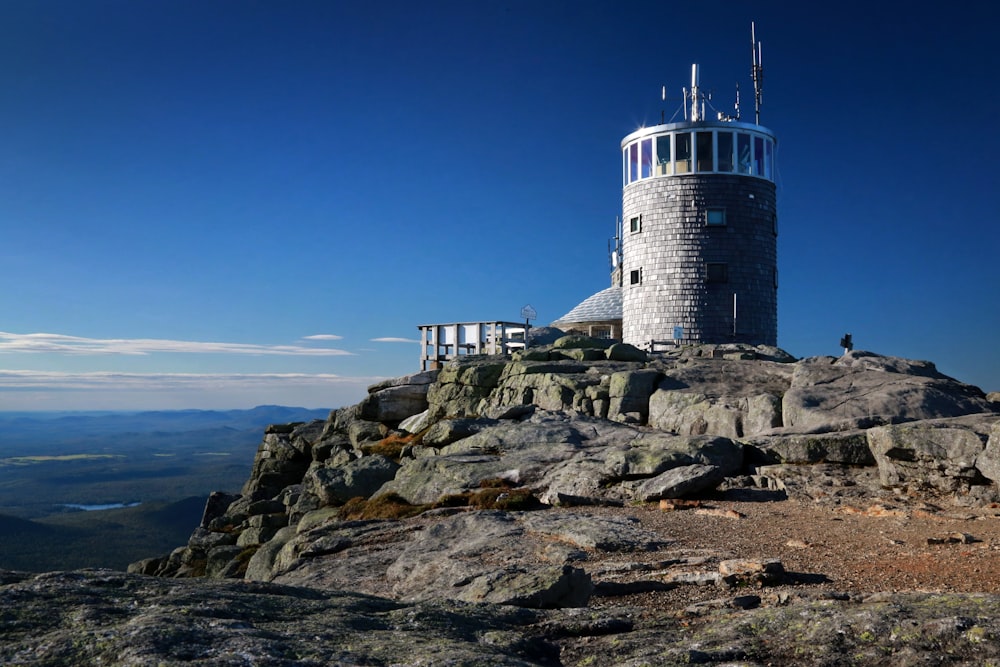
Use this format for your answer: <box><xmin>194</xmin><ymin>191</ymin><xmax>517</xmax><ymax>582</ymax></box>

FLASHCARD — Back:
<box><xmin>418</xmin><ymin>321</ymin><xmax>525</xmax><ymax>371</ymax></box>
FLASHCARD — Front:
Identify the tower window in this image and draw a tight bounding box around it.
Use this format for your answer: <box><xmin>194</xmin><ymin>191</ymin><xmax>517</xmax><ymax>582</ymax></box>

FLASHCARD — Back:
<box><xmin>630</xmin><ymin>268</ymin><xmax>642</xmax><ymax>285</ymax></box>
<box><xmin>706</xmin><ymin>263</ymin><xmax>728</xmax><ymax>284</ymax></box>
<box><xmin>706</xmin><ymin>208</ymin><xmax>726</xmax><ymax>226</ymax></box>
<box><xmin>629</xmin><ymin>214</ymin><xmax>642</xmax><ymax>233</ymax></box>
<box><xmin>717</xmin><ymin>132</ymin><xmax>734</xmax><ymax>172</ymax></box>
<box><xmin>696</xmin><ymin>132</ymin><xmax>714</xmax><ymax>172</ymax></box>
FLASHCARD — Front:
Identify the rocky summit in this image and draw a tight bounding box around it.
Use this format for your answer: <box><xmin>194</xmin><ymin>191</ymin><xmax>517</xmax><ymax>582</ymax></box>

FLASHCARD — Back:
<box><xmin>5</xmin><ymin>338</ymin><xmax>1000</xmax><ymax>666</ymax></box>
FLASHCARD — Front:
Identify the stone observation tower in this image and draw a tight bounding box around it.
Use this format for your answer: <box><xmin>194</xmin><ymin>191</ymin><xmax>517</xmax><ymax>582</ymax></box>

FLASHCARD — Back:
<box><xmin>618</xmin><ymin>26</ymin><xmax>777</xmax><ymax>348</ymax></box>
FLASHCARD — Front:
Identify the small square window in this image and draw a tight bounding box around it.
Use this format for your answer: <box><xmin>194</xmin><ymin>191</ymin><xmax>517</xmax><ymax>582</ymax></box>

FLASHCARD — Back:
<box><xmin>706</xmin><ymin>208</ymin><xmax>726</xmax><ymax>226</ymax></box>
<box><xmin>630</xmin><ymin>268</ymin><xmax>642</xmax><ymax>285</ymax></box>
<box><xmin>706</xmin><ymin>263</ymin><xmax>728</xmax><ymax>284</ymax></box>
<box><xmin>629</xmin><ymin>214</ymin><xmax>642</xmax><ymax>233</ymax></box>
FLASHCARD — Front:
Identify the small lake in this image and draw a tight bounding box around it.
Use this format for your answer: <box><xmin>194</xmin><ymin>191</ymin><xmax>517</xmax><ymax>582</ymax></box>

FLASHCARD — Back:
<box><xmin>62</xmin><ymin>502</ymin><xmax>142</xmax><ymax>511</ymax></box>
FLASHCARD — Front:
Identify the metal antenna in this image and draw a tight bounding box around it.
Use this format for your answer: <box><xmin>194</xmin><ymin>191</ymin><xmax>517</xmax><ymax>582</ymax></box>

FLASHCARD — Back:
<box><xmin>690</xmin><ymin>64</ymin><xmax>701</xmax><ymax>122</ymax></box>
<box><xmin>751</xmin><ymin>22</ymin><xmax>764</xmax><ymax>124</ymax></box>
<box><xmin>734</xmin><ymin>81</ymin><xmax>741</xmax><ymax>121</ymax></box>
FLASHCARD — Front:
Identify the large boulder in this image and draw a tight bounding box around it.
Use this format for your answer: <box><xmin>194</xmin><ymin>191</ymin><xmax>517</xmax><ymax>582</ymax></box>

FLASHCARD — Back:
<box><xmin>303</xmin><ymin>454</ymin><xmax>401</xmax><ymax>506</ymax></box>
<box><xmin>635</xmin><ymin>464</ymin><xmax>725</xmax><ymax>501</ymax></box>
<box><xmin>241</xmin><ymin>430</ymin><xmax>312</xmax><ymax>500</ymax></box>
<box><xmin>426</xmin><ymin>359</ymin><xmax>508</xmax><ymax>419</ymax></box>
<box><xmin>646</xmin><ymin>358</ymin><xmax>790</xmax><ymax>437</ymax></box>
<box><xmin>603</xmin><ymin>433</ymin><xmax>744</xmax><ymax>479</ymax></box>
<box><xmin>783</xmin><ymin>352</ymin><xmax>994</xmax><ymax>433</ymax></box>
<box><xmin>973</xmin><ymin>421</ymin><xmax>1000</xmax><ymax>483</ymax></box>
<box><xmin>744</xmin><ymin>430</ymin><xmax>875</xmax><ymax>465</ymax></box>
<box><xmin>867</xmin><ymin>415</ymin><xmax>999</xmax><ymax>501</ymax></box>
<box><xmin>359</xmin><ymin>371</ymin><xmax>437</xmax><ymax>422</ymax></box>
<box><xmin>386</xmin><ymin>511</ymin><xmax>593</xmax><ymax>608</ymax></box>
<box><xmin>608</xmin><ymin>369</ymin><xmax>661</xmax><ymax>423</ymax></box>
<box><xmin>648</xmin><ymin>391</ymin><xmax>744</xmax><ymax>437</ymax></box>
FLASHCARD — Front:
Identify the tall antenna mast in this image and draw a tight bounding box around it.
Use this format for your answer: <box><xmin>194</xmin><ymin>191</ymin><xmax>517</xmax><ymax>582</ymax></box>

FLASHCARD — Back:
<box><xmin>751</xmin><ymin>22</ymin><xmax>763</xmax><ymax>124</ymax></box>
<box><xmin>690</xmin><ymin>64</ymin><xmax>702</xmax><ymax>122</ymax></box>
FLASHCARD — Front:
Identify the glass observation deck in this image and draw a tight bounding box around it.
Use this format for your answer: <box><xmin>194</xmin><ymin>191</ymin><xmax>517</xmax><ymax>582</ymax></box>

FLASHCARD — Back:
<box><xmin>622</xmin><ymin>120</ymin><xmax>776</xmax><ymax>187</ymax></box>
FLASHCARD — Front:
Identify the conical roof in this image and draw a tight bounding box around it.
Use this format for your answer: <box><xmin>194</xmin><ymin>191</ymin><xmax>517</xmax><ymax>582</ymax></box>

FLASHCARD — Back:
<box><xmin>552</xmin><ymin>286</ymin><xmax>622</xmax><ymax>325</ymax></box>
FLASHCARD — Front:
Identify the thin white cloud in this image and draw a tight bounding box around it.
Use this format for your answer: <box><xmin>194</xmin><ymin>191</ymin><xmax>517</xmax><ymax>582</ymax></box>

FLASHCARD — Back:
<box><xmin>0</xmin><ymin>370</ymin><xmax>371</xmax><ymax>390</ymax></box>
<box><xmin>371</xmin><ymin>337</ymin><xmax>420</xmax><ymax>344</ymax></box>
<box><xmin>0</xmin><ymin>332</ymin><xmax>353</xmax><ymax>356</ymax></box>
<box><xmin>0</xmin><ymin>370</ymin><xmax>384</xmax><ymax>410</ymax></box>
<box><xmin>302</xmin><ymin>334</ymin><xmax>344</xmax><ymax>341</ymax></box>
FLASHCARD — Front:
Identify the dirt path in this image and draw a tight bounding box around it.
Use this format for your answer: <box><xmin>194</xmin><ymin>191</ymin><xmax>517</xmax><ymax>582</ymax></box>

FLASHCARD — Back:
<box><xmin>584</xmin><ymin>494</ymin><xmax>1000</xmax><ymax>613</ymax></box>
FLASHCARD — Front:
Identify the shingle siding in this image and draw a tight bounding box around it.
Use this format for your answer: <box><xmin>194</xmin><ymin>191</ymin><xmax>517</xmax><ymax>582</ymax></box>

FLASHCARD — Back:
<box><xmin>621</xmin><ymin>174</ymin><xmax>777</xmax><ymax>346</ymax></box>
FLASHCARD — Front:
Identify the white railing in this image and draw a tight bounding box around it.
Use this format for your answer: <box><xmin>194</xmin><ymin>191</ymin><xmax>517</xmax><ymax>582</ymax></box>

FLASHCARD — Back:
<box><xmin>417</xmin><ymin>321</ymin><xmax>525</xmax><ymax>371</ymax></box>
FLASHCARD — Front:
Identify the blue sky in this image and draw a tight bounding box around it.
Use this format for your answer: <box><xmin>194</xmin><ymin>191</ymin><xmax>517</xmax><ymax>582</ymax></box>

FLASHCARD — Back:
<box><xmin>1</xmin><ymin>1</ymin><xmax>998</xmax><ymax>410</ymax></box>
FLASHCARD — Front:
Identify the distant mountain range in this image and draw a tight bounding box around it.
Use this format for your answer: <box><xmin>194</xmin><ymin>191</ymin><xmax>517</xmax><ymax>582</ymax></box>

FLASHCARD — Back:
<box><xmin>0</xmin><ymin>405</ymin><xmax>332</xmax><ymax>524</ymax></box>
<box><xmin>0</xmin><ymin>405</ymin><xmax>331</xmax><ymax>450</ymax></box>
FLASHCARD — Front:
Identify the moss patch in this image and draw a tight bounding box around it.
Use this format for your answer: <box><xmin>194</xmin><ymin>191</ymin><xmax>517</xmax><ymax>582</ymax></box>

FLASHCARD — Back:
<box><xmin>360</xmin><ymin>431</ymin><xmax>425</xmax><ymax>461</ymax></box>
<box><xmin>340</xmin><ymin>482</ymin><xmax>541</xmax><ymax>520</ymax></box>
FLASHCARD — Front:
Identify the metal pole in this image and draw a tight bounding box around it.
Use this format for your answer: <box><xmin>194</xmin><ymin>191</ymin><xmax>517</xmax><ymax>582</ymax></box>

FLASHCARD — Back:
<box><xmin>733</xmin><ymin>293</ymin><xmax>737</xmax><ymax>338</ymax></box>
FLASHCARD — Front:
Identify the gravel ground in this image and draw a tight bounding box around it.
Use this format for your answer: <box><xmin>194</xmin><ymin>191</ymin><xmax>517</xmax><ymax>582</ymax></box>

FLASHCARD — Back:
<box><xmin>582</xmin><ymin>490</ymin><xmax>1000</xmax><ymax>615</ymax></box>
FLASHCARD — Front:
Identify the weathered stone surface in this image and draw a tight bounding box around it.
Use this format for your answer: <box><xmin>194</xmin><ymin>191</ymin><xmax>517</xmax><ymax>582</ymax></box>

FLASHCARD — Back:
<box><xmin>264</xmin><ymin>510</ymin><xmax>657</xmax><ymax>609</ymax></box>
<box><xmin>13</xmin><ymin>572</ymin><xmax>1000</xmax><ymax>667</ymax></box>
<box><xmin>241</xmin><ymin>431</ymin><xmax>311</xmax><ymax>499</ymax></box>
<box><xmin>376</xmin><ymin>455</ymin><xmax>509</xmax><ymax>504</ymax></box>
<box><xmin>974</xmin><ymin>421</ymin><xmax>1000</xmax><ymax>483</ymax></box>
<box><xmin>636</xmin><ymin>464</ymin><xmax>725</xmax><ymax>501</ymax></box>
<box><xmin>744</xmin><ymin>392</ymin><xmax>784</xmax><ymax>433</ymax></box>
<box><xmin>397</xmin><ymin>408</ymin><xmax>432</xmax><ymax>434</ymax></box>
<box><xmin>552</xmin><ymin>335</ymin><xmax>613</xmax><ymax>350</ymax></box>
<box><xmin>200</xmin><ymin>491</ymin><xmax>241</xmax><ymax>528</ymax></box>
<box><xmin>784</xmin><ymin>352</ymin><xmax>994</xmax><ymax>433</ymax></box>
<box><xmin>359</xmin><ymin>382</ymin><xmax>430</xmax><ymax>422</ymax></box>
<box><xmin>648</xmin><ymin>390</ymin><xmax>743</xmax><ymax>437</ymax></box>
<box><xmin>605</xmin><ymin>342</ymin><xmax>648</xmax><ymax>362</ymax></box>
<box><xmin>347</xmin><ymin>418</ymin><xmax>383</xmax><ymax>449</ymax></box>
<box><xmin>0</xmin><ymin>570</ymin><xmax>555</xmax><ymax>666</ymax></box>
<box><xmin>748</xmin><ymin>462</ymin><xmax>884</xmax><ymax>502</ymax></box>
<box><xmin>608</xmin><ymin>369</ymin><xmax>661</xmax><ymax>422</ymax></box>
<box><xmin>657</xmin><ymin>356</ymin><xmax>794</xmax><ymax>398</ymax></box>
<box><xmin>555</xmin><ymin>347</ymin><xmax>607</xmax><ymax>361</ymax></box>
<box><xmin>304</xmin><ymin>454</ymin><xmax>401</xmax><ymax>506</ymax></box>
<box><xmin>387</xmin><ymin>511</ymin><xmax>592</xmax><ymax>608</ymax></box>
<box><xmin>745</xmin><ymin>430</ymin><xmax>875</xmax><ymax>465</ymax></box>
<box><xmin>421</xmin><ymin>416</ymin><xmax>498</xmax><ymax>447</ymax></box>
<box><xmin>868</xmin><ymin>416</ymin><xmax>999</xmax><ymax>499</ymax></box>
<box><xmin>436</xmin><ymin>358</ymin><xmax>508</xmax><ymax>387</ymax></box>
<box><xmin>604</xmin><ymin>433</ymin><xmax>744</xmax><ymax>478</ymax></box>
<box><xmin>519</xmin><ymin>510</ymin><xmax>666</xmax><ymax>551</ymax></box>
<box><xmin>236</xmin><ymin>512</ymin><xmax>289</xmax><ymax>547</ymax></box>
<box><xmin>367</xmin><ymin>369</ymin><xmax>439</xmax><ymax>393</ymax></box>
<box><xmin>205</xmin><ymin>544</ymin><xmax>246</xmax><ymax>577</ymax></box>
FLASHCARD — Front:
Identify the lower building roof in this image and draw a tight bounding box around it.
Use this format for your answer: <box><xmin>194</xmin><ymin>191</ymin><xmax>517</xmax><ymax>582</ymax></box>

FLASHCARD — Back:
<box><xmin>551</xmin><ymin>286</ymin><xmax>622</xmax><ymax>325</ymax></box>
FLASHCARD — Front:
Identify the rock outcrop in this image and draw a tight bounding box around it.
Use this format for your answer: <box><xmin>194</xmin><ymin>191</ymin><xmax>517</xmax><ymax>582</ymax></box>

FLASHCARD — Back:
<box><xmin>4</xmin><ymin>336</ymin><xmax>1000</xmax><ymax>665</ymax></box>
<box><xmin>129</xmin><ymin>340</ymin><xmax>999</xmax><ymax>609</ymax></box>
